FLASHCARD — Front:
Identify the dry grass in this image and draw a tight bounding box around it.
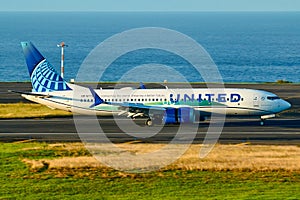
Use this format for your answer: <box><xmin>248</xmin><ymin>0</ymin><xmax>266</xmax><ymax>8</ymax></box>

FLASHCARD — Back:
<box><xmin>172</xmin><ymin>144</ymin><xmax>300</xmax><ymax>171</ymax></box>
<box><xmin>27</xmin><ymin>143</ymin><xmax>86</xmax><ymax>151</ymax></box>
<box><xmin>0</xmin><ymin>103</ymin><xmax>72</xmax><ymax>119</ymax></box>
<box><xmin>22</xmin><ymin>143</ymin><xmax>300</xmax><ymax>173</ymax></box>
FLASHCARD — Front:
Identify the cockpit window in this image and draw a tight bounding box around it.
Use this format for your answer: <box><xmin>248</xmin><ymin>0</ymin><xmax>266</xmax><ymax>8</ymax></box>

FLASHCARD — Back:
<box><xmin>267</xmin><ymin>96</ymin><xmax>280</xmax><ymax>100</ymax></box>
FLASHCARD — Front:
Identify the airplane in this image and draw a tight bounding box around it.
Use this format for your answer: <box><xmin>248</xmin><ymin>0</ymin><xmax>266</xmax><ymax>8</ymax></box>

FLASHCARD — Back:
<box><xmin>13</xmin><ymin>41</ymin><xmax>291</xmax><ymax>126</ymax></box>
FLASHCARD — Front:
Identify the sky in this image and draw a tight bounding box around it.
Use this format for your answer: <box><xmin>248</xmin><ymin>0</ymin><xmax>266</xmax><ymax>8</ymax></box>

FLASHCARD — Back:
<box><xmin>1</xmin><ymin>0</ymin><xmax>300</xmax><ymax>12</ymax></box>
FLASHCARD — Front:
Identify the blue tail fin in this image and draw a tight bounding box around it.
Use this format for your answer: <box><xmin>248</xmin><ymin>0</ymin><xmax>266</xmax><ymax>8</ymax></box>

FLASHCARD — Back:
<box><xmin>21</xmin><ymin>42</ymin><xmax>71</xmax><ymax>92</ymax></box>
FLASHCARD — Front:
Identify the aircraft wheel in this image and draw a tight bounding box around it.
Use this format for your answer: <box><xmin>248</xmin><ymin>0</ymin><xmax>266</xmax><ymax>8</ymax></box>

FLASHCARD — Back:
<box><xmin>260</xmin><ymin>120</ymin><xmax>265</xmax><ymax>126</ymax></box>
<box><xmin>146</xmin><ymin>119</ymin><xmax>153</xmax><ymax>126</ymax></box>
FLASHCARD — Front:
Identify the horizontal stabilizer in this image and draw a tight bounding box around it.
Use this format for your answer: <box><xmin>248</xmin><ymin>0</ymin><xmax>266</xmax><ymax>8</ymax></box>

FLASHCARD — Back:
<box><xmin>8</xmin><ymin>90</ymin><xmax>52</xmax><ymax>98</ymax></box>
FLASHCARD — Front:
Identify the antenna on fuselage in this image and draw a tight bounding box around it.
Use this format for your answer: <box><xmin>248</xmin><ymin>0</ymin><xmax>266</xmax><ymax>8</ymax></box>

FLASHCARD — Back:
<box><xmin>57</xmin><ymin>42</ymin><xmax>68</xmax><ymax>79</ymax></box>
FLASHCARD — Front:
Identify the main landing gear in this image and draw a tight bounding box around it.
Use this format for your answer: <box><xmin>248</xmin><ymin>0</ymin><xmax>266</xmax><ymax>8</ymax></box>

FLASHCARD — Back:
<box><xmin>145</xmin><ymin>114</ymin><xmax>164</xmax><ymax>126</ymax></box>
<box><xmin>145</xmin><ymin>118</ymin><xmax>153</xmax><ymax>126</ymax></box>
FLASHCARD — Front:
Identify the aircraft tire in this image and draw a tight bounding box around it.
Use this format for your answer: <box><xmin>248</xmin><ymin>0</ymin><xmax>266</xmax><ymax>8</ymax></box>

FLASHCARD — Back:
<box><xmin>146</xmin><ymin>119</ymin><xmax>153</xmax><ymax>126</ymax></box>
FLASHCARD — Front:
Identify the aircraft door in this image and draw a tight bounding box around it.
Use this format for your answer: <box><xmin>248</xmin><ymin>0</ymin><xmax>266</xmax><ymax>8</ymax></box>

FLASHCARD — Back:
<box><xmin>253</xmin><ymin>95</ymin><xmax>259</xmax><ymax>108</ymax></box>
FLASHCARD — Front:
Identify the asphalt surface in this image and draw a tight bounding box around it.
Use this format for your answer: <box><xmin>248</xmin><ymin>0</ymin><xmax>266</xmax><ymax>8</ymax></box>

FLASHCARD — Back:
<box><xmin>1</xmin><ymin>82</ymin><xmax>300</xmax><ymax>144</ymax></box>
<box><xmin>0</xmin><ymin>117</ymin><xmax>299</xmax><ymax>144</ymax></box>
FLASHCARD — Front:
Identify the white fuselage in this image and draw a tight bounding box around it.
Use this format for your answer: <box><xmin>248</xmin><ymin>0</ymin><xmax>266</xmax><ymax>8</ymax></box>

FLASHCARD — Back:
<box><xmin>22</xmin><ymin>83</ymin><xmax>291</xmax><ymax>118</ymax></box>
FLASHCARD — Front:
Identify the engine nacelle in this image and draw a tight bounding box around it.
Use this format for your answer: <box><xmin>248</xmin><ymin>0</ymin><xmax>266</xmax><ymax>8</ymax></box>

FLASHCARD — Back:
<box><xmin>163</xmin><ymin>107</ymin><xmax>195</xmax><ymax>124</ymax></box>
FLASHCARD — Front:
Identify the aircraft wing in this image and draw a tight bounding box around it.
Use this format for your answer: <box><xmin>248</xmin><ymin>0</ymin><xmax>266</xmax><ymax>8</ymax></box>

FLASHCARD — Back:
<box><xmin>105</xmin><ymin>102</ymin><xmax>166</xmax><ymax>118</ymax></box>
<box><xmin>111</xmin><ymin>102</ymin><xmax>166</xmax><ymax>111</ymax></box>
<box><xmin>89</xmin><ymin>87</ymin><xmax>194</xmax><ymax>121</ymax></box>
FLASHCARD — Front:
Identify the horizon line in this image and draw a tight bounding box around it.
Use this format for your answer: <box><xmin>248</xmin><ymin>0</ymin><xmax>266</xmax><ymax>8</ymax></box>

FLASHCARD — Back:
<box><xmin>1</xmin><ymin>10</ymin><xmax>300</xmax><ymax>12</ymax></box>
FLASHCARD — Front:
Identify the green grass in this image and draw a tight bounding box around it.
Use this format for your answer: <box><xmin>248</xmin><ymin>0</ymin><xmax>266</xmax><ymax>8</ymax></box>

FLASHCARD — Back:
<box><xmin>0</xmin><ymin>142</ymin><xmax>299</xmax><ymax>199</ymax></box>
<box><xmin>0</xmin><ymin>103</ymin><xmax>72</xmax><ymax>119</ymax></box>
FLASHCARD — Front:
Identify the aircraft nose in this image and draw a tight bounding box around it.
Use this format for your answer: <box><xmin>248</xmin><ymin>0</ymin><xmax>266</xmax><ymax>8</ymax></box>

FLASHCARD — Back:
<box><xmin>281</xmin><ymin>100</ymin><xmax>291</xmax><ymax>111</ymax></box>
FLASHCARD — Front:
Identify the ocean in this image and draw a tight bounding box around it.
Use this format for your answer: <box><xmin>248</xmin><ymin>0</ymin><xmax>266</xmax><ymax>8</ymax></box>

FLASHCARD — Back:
<box><xmin>0</xmin><ymin>12</ymin><xmax>300</xmax><ymax>83</ymax></box>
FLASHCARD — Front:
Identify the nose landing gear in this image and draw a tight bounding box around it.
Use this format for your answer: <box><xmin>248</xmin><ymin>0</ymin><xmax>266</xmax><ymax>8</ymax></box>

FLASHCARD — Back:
<box><xmin>260</xmin><ymin>114</ymin><xmax>275</xmax><ymax>126</ymax></box>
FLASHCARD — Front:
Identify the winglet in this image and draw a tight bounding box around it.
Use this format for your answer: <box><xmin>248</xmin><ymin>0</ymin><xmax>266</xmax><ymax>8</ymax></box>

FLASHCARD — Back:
<box><xmin>89</xmin><ymin>87</ymin><xmax>105</xmax><ymax>107</ymax></box>
<box><xmin>139</xmin><ymin>82</ymin><xmax>146</xmax><ymax>89</ymax></box>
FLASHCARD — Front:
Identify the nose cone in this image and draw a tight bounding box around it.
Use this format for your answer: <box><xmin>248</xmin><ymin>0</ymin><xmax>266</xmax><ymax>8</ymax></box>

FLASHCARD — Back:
<box><xmin>280</xmin><ymin>100</ymin><xmax>291</xmax><ymax>111</ymax></box>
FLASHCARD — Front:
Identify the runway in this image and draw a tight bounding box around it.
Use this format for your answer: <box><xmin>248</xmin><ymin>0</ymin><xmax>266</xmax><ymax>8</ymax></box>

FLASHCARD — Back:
<box><xmin>1</xmin><ymin>82</ymin><xmax>300</xmax><ymax>144</ymax></box>
<box><xmin>1</xmin><ymin>117</ymin><xmax>299</xmax><ymax>144</ymax></box>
